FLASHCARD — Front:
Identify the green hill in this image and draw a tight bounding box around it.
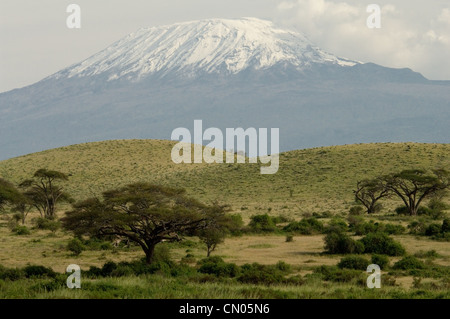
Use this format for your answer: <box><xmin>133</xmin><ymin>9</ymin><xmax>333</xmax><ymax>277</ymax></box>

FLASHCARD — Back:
<box><xmin>1</xmin><ymin>140</ymin><xmax>449</xmax><ymax>218</ymax></box>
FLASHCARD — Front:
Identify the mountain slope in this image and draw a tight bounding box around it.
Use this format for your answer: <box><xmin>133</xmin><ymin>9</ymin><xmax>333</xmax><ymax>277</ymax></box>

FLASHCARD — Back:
<box><xmin>0</xmin><ymin>18</ymin><xmax>449</xmax><ymax>160</ymax></box>
<box><xmin>1</xmin><ymin>140</ymin><xmax>449</xmax><ymax>217</ymax></box>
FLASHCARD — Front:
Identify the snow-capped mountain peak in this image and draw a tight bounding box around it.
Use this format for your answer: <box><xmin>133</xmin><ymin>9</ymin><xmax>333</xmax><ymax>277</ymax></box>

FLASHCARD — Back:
<box><xmin>53</xmin><ymin>18</ymin><xmax>358</xmax><ymax>81</ymax></box>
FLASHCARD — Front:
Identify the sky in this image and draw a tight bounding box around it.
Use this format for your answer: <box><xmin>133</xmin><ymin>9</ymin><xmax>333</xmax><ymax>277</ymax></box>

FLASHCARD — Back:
<box><xmin>0</xmin><ymin>0</ymin><xmax>449</xmax><ymax>93</ymax></box>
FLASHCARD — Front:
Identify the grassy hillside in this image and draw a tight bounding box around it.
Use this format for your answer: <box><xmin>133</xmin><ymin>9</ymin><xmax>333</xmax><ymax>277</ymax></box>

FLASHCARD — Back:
<box><xmin>0</xmin><ymin>140</ymin><xmax>449</xmax><ymax>219</ymax></box>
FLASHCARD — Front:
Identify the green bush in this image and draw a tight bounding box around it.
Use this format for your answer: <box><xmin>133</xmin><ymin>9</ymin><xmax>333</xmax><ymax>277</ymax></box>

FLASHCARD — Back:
<box><xmin>349</xmin><ymin>206</ymin><xmax>364</xmax><ymax>215</ymax></box>
<box><xmin>352</xmin><ymin>221</ymin><xmax>405</xmax><ymax>236</ymax></box>
<box><xmin>271</xmin><ymin>215</ymin><xmax>291</xmax><ymax>224</ymax></box>
<box><xmin>414</xmin><ymin>250</ymin><xmax>440</xmax><ymax>259</ymax></box>
<box><xmin>33</xmin><ymin>217</ymin><xmax>60</xmax><ymax>232</ymax></box>
<box><xmin>0</xmin><ymin>265</ymin><xmax>25</xmax><ymax>281</ymax></box>
<box><xmin>13</xmin><ymin>225</ymin><xmax>30</xmax><ymax>235</ymax></box>
<box><xmin>285</xmin><ymin>234</ymin><xmax>294</xmax><ymax>242</ymax></box>
<box><xmin>283</xmin><ymin>218</ymin><xmax>324</xmax><ymax>235</ymax></box>
<box><xmin>313</xmin><ymin>265</ymin><xmax>364</xmax><ymax>283</ymax></box>
<box><xmin>371</xmin><ymin>254</ymin><xmax>390</xmax><ymax>269</ymax></box>
<box><xmin>325</xmin><ymin>218</ymin><xmax>348</xmax><ymax>234</ymax></box>
<box><xmin>198</xmin><ymin>256</ymin><xmax>239</xmax><ymax>278</ymax></box>
<box><xmin>442</xmin><ymin>219</ymin><xmax>450</xmax><ymax>233</ymax></box>
<box><xmin>67</xmin><ymin>238</ymin><xmax>85</xmax><ymax>256</ymax></box>
<box><xmin>337</xmin><ymin>256</ymin><xmax>370</xmax><ymax>270</ymax></box>
<box><xmin>393</xmin><ymin>256</ymin><xmax>426</xmax><ymax>270</ymax></box>
<box><xmin>248</xmin><ymin>214</ymin><xmax>277</xmax><ymax>233</ymax></box>
<box><xmin>238</xmin><ymin>262</ymin><xmax>291</xmax><ymax>285</ymax></box>
<box><xmin>23</xmin><ymin>265</ymin><xmax>56</xmax><ymax>278</ymax></box>
<box><xmin>359</xmin><ymin>232</ymin><xmax>405</xmax><ymax>256</ymax></box>
<box><xmin>353</xmin><ymin>221</ymin><xmax>378</xmax><ymax>235</ymax></box>
<box><xmin>382</xmin><ymin>223</ymin><xmax>406</xmax><ymax>235</ymax></box>
<box><xmin>425</xmin><ymin>224</ymin><xmax>442</xmax><ymax>237</ymax></box>
<box><xmin>228</xmin><ymin>214</ymin><xmax>244</xmax><ymax>235</ymax></box>
<box><xmin>422</xmin><ymin>198</ymin><xmax>448</xmax><ymax>219</ymax></box>
<box><xmin>408</xmin><ymin>220</ymin><xmax>427</xmax><ymax>235</ymax></box>
<box><xmin>324</xmin><ymin>230</ymin><xmax>364</xmax><ymax>254</ymax></box>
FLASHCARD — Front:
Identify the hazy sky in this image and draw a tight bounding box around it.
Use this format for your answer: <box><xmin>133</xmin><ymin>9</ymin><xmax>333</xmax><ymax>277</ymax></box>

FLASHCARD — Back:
<box><xmin>0</xmin><ymin>0</ymin><xmax>449</xmax><ymax>93</ymax></box>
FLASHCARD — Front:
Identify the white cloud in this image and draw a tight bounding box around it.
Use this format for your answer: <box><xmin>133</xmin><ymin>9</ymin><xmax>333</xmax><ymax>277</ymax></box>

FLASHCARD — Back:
<box><xmin>275</xmin><ymin>0</ymin><xmax>450</xmax><ymax>80</ymax></box>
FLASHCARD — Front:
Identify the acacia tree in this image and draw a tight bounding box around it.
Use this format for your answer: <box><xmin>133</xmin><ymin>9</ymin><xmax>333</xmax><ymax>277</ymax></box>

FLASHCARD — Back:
<box><xmin>384</xmin><ymin>169</ymin><xmax>450</xmax><ymax>216</ymax></box>
<box><xmin>61</xmin><ymin>183</ymin><xmax>228</xmax><ymax>264</ymax></box>
<box><xmin>0</xmin><ymin>178</ymin><xmax>24</xmax><ymax>211</ymax></box>
<box><xmin>197</xmin><ymin>204</ymin><xmax>233</xmax><ymax>257</ymax></box>
<box><xmin>12</xmin><ymin>195</ymin><xmax>33</xmax><ymax>224</ymax></box>
<box><xmin>20</xmin><ymin>169</ymin><xmax>72</xmax><ymax>219</ymax></box>
<box><xmin>354</xmin><ymin>178</ymin><xmax>390</xmax><ymax>214</ymax></box>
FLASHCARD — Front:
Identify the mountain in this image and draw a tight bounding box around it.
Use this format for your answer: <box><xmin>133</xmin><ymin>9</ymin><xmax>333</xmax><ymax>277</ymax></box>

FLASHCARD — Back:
<box><xmin>51</xmin><ymin>18</ymin><xmax>358</xmax><ymax>81</ymax></box>
<box><xmin>0</xmin><ymin>18</ymin><xmax>449</xmax><ymax>160</ymax></box>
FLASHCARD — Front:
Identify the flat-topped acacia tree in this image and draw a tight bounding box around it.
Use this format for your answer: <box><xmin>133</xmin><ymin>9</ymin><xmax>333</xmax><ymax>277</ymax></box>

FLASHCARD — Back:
<box><xmin>384</xmin><ymin>169</ymin><xmax>450</xmax><ymax>216</ymax></box>
<box><xmin>61</xmin><ymin>183</ymin><xmax>229</xmax><ymax>264</ymax></box>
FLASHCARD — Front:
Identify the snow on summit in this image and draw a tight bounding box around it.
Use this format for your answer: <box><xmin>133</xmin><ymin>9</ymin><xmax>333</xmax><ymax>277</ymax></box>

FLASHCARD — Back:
<box><xmin>55</xmin><ymin>18</ymin><xmax>359</xmax><ymax>81</ymax></box>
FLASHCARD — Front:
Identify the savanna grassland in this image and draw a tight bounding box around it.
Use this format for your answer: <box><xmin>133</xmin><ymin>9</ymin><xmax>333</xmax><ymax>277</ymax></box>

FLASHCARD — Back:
<box><xmin>0</xmin><ymin>140</ymin><xmax>449</xmax><ymax>299</ymax></box>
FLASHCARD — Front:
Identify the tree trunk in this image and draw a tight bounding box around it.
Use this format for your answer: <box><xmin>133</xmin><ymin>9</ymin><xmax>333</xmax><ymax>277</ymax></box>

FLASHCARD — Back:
<box><xmin>144</xmin><ymin>244</ymin><xmax>156</xmax><ymax>264</ymax></box>
<box><xmin>409</xmin><ymin>198</ymin><xmax>418</xmax><ymax>216</ymax></box>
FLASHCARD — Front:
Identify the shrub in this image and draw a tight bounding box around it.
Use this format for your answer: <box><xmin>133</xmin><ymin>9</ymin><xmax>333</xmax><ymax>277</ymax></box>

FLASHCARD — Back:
<box><xmin>198</xmin><ymin>256</ymin><xmax>239</xmax><ymax>278</ymax></box>
<box><xmin>337</xmin><ymin>256</ymin><xmax>370</xmax><ymax>270</ymax></box>
<box><xmin>371</xmin><ymin>254</ymin><xmax>390</xmax><ymax>269</ymax></box>
<box><xmin>23</xmin><ymin>265</ymin><xmax>56</xmax><ymax>278</ymax></box>
<box><xmin>352</xmin><ymin>221</ymin><xmax>405</xmax><ymax>236</ymax></box>
<box><xmin>248</xmin><ymin>214</ymin><xmax>277</xmax><ymax>233</ymax></box>
<box><xmin>153</xmin><ymin>244</ymin><xmax>172</xmax><ymax>263</ymax></box>
<box><xmin>395</xmin><ymin>206</ymin><xmax>409</xmax><ymax>216</ymax></box>
<box><xmin>359</xmin><ymin>232</ymin><xmax>405</xmax><ymax>256</ymax></box>
<box><xmin>382</xmin><ymin>223</ymin><xmax>406</xmax><ymax>235</ymax></box>
<box><xmin>275</xmin><ymin>261</ymin><xmax>291</xmax><ymax>272</ymax></box>
<box><xmin>13</xmin><ymin>225</ymin><xmax>30</xmax><ymax>235</ymax></box>
<box><xmin>313</xmin><ymin>265</ymin><xmax>364</xmax><ymax>283</ymax></box>
<box><xmin>325</xmin><ymin>218</ymin><xmax>348</xmax><ymax>234</ymax></box>
<box><xmin>393</xmin><ymin>256</ymin><xmax>426</xmax><ymax>270</ymax></box>
<box><xmin>441</xmin><ymin>219</ymin><xmax>450</xmax><ymax>233</ymax></box>
<box><xmin>228</xmin><ymin>214</ymin><xmax>244</xmax><ymax>235</ymax></box>
<box><xmin>283</xmin><ymin>218</ymin><xmax>324</xmax><ymax>235</ymax></box>
<box><xmin>271</xmin><ymin>215</ymin><xmax>291</xmax><ymax>224</ymax></box>
<box><xmin>408</xmin><ymin>220</ymin><xmax>427</xmax><ymax>235</ymax></box>
<box><xmin>285</xmin><ymin>234</ymin><xmax>294</xmax><ymax>242</ymax></box>
<box><xmin>33</xmin><ymin>217</ymin><xmax>60</xmax><ymax>232</ymax></box>
<box><xmin>0</xmin><ymin>266</ymin><xmax>25</xmax><ymax>281</ymax></box>
<box><xmin>425</xmin><ymin>224</ymin><xmax>442</xmax><ymax>237</ymax></box>
<box><xmin>424</xmin><ymin>198</ymin><xmax>448</xmax><ymax>219</ymax></box>
<box><xmin>238</xmin><ymin>262</ymin><xmax>291</xmax><ymax>285</ymax></box>
<box><xmin>353</xmin><ymin>221</ymin><xmax>378</xmax><ymax>235</ymax></box>
<box><xmin>67</xmin><ymin>238</ymin><xmax>85</xmax><ymax>256</ymax></box>
<box><xmin>324</xmin><ymin>230</ymin><xmax>364</xmax><ymax>254</ymax></box>
<box><xmin>349</xmin><ymin>206</ymin><xmax>364</xmax><ymax>216</ymax></box>
<box><xmin>414</xmin><ymin>250</ymin><xmax>440</xmax><ymax>259</ymax></box>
